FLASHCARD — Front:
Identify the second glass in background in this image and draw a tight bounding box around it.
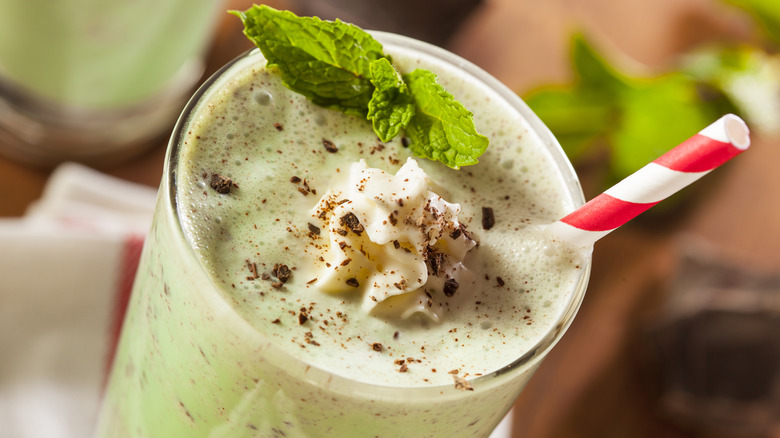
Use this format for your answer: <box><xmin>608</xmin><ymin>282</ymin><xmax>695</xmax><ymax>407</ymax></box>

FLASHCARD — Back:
<box><xmin>0</xmin><ymin>0</ymin><xmax>223</xmax><ymax>167</ymax></box>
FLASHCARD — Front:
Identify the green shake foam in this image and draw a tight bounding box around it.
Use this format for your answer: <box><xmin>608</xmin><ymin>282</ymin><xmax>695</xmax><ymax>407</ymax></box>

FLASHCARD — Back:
<box><xmin>97</xmin><ymin>32</ymin><xmax>590</xmax><ymax>438</ymax></box>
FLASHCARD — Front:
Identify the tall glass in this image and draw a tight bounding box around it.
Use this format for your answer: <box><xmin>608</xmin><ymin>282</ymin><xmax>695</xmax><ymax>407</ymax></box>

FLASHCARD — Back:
<box><xmin>0</xmin><ymin>0</ymin><xmax>222</xmax><ymax>167</ymax></box>
<box><xmin>95</xmin><ymin>32</ymin><xmax>592</xmax><ymax>437</ymax></box>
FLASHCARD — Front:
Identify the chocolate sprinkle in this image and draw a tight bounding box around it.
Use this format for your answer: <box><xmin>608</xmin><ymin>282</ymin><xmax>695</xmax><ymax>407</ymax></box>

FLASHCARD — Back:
<box><xmin>426</xmin><ymin>249</ymin><xmax>445</xmax><ymax>276</ymax></box>
<box><xmin>322</xmin><ymin>138</ymin><xmax>338</xmax><ymax>153</ymax></box>
<box><xmin>273</xmin><ymin>264</ymin><xmax>292</xmax><ymax>283</ymax></box>
<box><xmin>210</xmin><ymin>173</ymin><xmax>233</xmax><ymax>194</ymax></box>
<box><xmin>443</xmin><ymin>278</ymin><xmax>459</xmax><ymax>297</ymax></box>
<box><xmin>482</xmin><ymin>207</ymin><xmax>495</xmax><ymax>230</ymax></box>
<box><xmin>339</xmin><ymin>212</ymin><xmax>364</xmax><ymax>235</ymax></box>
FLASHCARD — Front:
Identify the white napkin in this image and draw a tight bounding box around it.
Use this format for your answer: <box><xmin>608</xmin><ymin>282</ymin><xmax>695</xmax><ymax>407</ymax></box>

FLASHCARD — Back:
<box><xmin>0</xmin><ymin>162</ymin><xmax>512</xmax><ymax>438</ymax></box>
<box><xmin>0</xmin><ymin>163</ymin><xmax>155</xmax><ymax>438</ymax></box>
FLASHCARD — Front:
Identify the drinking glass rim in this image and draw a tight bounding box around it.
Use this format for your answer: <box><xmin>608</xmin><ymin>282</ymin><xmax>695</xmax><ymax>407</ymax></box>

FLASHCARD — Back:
<box><xmin>165</xmin><ymin>31</ymin><xmax>592</xmax><ymax>398</ymax></box>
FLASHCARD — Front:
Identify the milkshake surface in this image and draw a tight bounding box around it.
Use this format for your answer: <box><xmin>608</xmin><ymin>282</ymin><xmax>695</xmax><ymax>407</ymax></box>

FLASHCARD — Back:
<box><xmin>175</xmin><ymin>35</ymin><xmax>587</xmax><ymax>388</ymax></box>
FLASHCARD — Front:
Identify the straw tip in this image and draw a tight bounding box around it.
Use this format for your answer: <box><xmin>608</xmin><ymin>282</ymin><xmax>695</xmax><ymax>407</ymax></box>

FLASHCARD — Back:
<box><xmin>723</xmin><ymin>114</ymin><xmax>750</xmax><ymax>150</ymax></box>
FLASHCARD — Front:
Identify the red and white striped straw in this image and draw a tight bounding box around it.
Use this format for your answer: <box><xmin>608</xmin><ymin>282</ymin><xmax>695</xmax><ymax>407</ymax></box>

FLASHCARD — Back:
<box><xmin>547</xmin><ymin>114</ymin><xmax>750</xmax><ymax>247</ymax></box>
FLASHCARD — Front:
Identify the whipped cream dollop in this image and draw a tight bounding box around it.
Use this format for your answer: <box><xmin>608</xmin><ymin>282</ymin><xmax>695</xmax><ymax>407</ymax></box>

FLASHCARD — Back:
<box><xmin>310</xmin><ymin>158</ymin><xmax>476</xmax><ymax>321</ymax></box>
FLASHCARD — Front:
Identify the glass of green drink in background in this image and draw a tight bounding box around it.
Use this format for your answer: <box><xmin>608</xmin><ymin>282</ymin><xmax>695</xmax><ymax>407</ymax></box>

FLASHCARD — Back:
<box><xmin>0</xmin><ymin>0</ymin><xmax>222</xmax><ymax>167</ymax></box>
<box><xmin>95</xmin><ymin>7</ymin><xmax>591</xmax><ymax>437</ymax></box>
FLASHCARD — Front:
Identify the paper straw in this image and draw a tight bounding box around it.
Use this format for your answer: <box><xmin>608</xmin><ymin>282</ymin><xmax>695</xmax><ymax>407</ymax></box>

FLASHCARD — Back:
<box><xmin>547</xmin><ymin>114</ymin><xmax>750</xmax><ymax>247</ymax></box>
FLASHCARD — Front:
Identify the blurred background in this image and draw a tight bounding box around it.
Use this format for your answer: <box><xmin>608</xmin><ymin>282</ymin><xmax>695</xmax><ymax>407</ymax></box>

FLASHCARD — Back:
<box><xmin>1</xmin><ymin>0</ymin><xmax>778</xmax><ymax>437</ymax></box>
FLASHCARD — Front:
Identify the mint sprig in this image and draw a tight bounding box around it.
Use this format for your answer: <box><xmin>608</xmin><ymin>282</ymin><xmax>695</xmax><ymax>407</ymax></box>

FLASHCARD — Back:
<box><xmin>232</xmin><ymin>5</ymin><xmax>488</xmax><ymax>169</ymax></box>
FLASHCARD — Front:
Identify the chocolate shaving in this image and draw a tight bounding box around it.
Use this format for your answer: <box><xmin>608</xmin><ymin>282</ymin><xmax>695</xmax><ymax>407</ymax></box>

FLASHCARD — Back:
<box><xmin>425</xmin><ymin>249</ymin><xmax>445</xmax><ymax>276</ymax></box>
<box><xmin>443</xmin><ymin>278</ymin><xmax>459</xmax><ymax>297</ymax></box>
<box><xmin>481</xmin><ymin>207</ymin><xmax>495</xmax><ymax>230</ymax></box>
<box><xmin>496</xmin><ymin>277</ymin><xmax>505</xmax><ymax>287</ymax></box>
<box><xmin>273</xmin><ymin>263</ymin><xmax>292</xmax><ymax>283</ymax></box>
<box><xmin>322</xmin><ymin>138</ymin><xmax>338</xmax><ymax>153</ymax></box>
<box><xmin>210</xmin><ymin>173</ymin><xmax>233</xmax><ymax>194</ymax></box>
<box><xmin>340</xmin><ymin>258</ymin><xmax>352</xmax><ymax>267</ymax></box>
<box><xmin>246</xmin><ymin>260</ymin><xmax>258</xmax><ymax>279</ymax></box>
<box><xmin>290</xmin><ymin>176</ymin><xmax>301</xmax><ymax>183</ymax></box>
<box><xmin>298</xmin><ymin>312</ymin><xmax>308</xmax><ymax>325</ymax></box>
<box><xmin>339</xmin><ymin>212</ymin><xmax>364</xmax><ymax>235</ymax></box>
<box><xmin>274</xmin><ymin>122</ymin><xmax>283</xmax><ymax>131</ymax></box>
<box><xmin>307</xmin><ymin>223</ymin><xmax>321</xmax><ymax>235</ymax></box>
<box><xmin>371</xmin><ymin>343</ymin><xmax>383</xmax><ymax>352</ymax></box>
<box><xmin>346</xmin><ymin>278</ymin><xmax>359</xmax><ymax>288</ymax></box>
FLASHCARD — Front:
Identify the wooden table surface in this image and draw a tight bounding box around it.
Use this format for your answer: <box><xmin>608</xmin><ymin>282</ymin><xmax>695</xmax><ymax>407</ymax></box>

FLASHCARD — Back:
<box><xmin>1</xmin><ymin>1</ymin><xmax>777</xmax><ymax>437</ymax></box>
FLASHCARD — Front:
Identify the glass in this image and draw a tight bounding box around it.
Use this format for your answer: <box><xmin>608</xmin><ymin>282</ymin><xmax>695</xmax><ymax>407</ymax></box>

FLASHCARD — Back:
<box><xmin>0</xmin><ymin>0</ymin><xmax>223</xmax><ymax>168</ymax></box>
<box><xmin>95</xmin><ymin>32</ymin><xmax>592</xmax><ymax>437</ymax></box>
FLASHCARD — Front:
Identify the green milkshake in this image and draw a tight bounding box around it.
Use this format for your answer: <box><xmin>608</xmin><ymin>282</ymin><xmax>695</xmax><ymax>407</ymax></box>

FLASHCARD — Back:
<box><xmin>96</xmin><ymin>11</ymin><xmax>591</xmax><ymax>438</ymax></box>
<box><xmin>0</xmin><ymin>0</ymin><xmax>220</xmax><ymax>166</ymax></box>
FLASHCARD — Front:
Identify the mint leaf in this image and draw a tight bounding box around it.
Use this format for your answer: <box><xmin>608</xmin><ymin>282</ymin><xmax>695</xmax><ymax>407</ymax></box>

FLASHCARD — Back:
<box><xmin>523</xmin><ymin>85</ymin><xmax>616</xmax><ymax>162</ymax></box>
<box><xmin>403</xmin><ymin>70</ymin><xmax>488</xmax><ymax>169</ymax></box>
<box><xmin>572</xmin><ymin>34</ymin><xmax>627</xmax><ymax>91</ymax></box>
<box><xmin>609</xmin><ymin>73</ymin><xmax>715</xmax><ymax>179</ymax></box>
<box><xmin>367</xmin><ymin>58</ymin><xmax>415</xmax><ymax>142</ymax></box>
<box><xmin>232</xmin><ymin>5</ymin><xmax>386</xmax><ymax>116</ymax></box>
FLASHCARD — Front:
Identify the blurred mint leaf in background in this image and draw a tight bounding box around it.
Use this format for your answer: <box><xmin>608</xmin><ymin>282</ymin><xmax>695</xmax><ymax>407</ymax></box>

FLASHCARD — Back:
<box><xmin>723</xmin><ymin>0</ymin><xmax>780</xmax><ymax>45</ymax></box>
<box><xmin>524</xmin><ymin>34</ymin><xmax>737</xmax><ymax>192</ymax></box>
<box><xmin>683</xmin><ymin>45</ymin><xmax>780</xmax><ymax>136</ymax></box>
